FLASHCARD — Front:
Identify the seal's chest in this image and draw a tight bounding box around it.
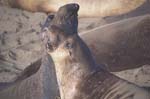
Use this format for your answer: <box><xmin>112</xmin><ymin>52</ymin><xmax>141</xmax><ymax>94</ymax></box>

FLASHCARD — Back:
<box><xmin>50</xmin><ymin>48</ymin><xmax>69</xmax><ymax>63</ymax></box>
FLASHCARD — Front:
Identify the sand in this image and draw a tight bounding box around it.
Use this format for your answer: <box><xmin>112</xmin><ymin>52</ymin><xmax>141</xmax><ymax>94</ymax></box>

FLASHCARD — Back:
<box><xmin>0</xmin><ymin>6</ymin><xmax>46</xmax><ymax>82</ymax></box>
<box><xmin>0</xmin><ymin>4</ymin><xmax>150</xmax><ymax>89</ymax></box>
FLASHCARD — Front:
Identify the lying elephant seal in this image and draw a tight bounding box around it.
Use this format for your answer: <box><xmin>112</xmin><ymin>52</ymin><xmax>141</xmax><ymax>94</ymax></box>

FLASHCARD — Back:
<box><xmin>44</xmin><ymin>4</ymin><xmax>150</xmax><ymax>99</ymax></box>
<box><xmin>0</xmin><ymin>0</ymin><xmax>146</xmax><ymax>17</ymax></box>
<box><xmin>81</xmin><ymin>14</ymin><xmax>150</xmax><ymax>72</ymax></box>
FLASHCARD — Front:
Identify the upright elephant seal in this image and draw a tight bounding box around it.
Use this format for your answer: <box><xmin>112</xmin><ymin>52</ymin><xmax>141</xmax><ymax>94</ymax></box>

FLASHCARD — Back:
<box><xmin>0</xmin><ymin>0</ymin><xmax>146</xmax><ymax>17</ymax></box>
<box><xmin>0</xmin><ymin>3</ymin><xmax>83</xmax><ymax>99</ymax></box>
<box><xmin>44</xmin><ymin>3</ymin><xmax>150</xmax><ymax>99</ymax></box>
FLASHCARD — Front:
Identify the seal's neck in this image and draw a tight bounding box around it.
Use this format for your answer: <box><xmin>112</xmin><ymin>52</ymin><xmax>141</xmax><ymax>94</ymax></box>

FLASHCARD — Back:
<box><xmin>50</xmin><ymin>35</ymin><xmax>97</xmax><ymax>99</ymax></box>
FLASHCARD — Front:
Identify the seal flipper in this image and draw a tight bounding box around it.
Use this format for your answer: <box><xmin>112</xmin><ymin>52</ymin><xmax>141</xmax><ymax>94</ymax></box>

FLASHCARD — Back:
<box><xmin>0</xmin><ymin>59</ymin><xmax>41</xmax><ymax>91</ymax></box>
<box><xmin>15</xmin><ymin>59</ymin><xmax>42</xmax><ymax>82</ymax></box>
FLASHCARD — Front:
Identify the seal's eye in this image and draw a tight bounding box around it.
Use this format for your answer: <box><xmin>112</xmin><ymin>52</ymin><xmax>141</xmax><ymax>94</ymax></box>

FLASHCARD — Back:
<box><xmin>65</xmin><ymin>42</ymin><xmax>73</xmax><ymax>49</ymax></box>
<box><xmin>47</xmin><ymin>14</ymin><xmax>54</xmax><ymax>20</ymax></box>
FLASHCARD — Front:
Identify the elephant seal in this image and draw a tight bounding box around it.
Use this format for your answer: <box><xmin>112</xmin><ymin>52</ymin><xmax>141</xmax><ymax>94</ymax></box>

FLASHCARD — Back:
<box><xmin>80</xmin><ymin>14</ymin><xmax>150</xmax><ymax>72</ymax></box>
<box><xmin>0</xmin><ymin>3</ymin><xmax>82</xmax><ymax>99</ymax></box>
<box><xmin>44</xmin><ymin>4</ymin><xmax>150</xmax><ymax>99</ymax></box>
<box><xmin>0</xmin><ymin>0</ymin><xmax>146</xmax><ymax>17</ymax></box>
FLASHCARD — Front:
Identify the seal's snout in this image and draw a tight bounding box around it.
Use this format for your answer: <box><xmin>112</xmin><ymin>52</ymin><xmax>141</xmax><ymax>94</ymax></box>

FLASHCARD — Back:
<box><xmin>73</xmin><ymin>4</ymin><xmax>79</xmax><ymax>11</ymax></box>
<box><xmin>61</xmin><ymin>3</ymin><xmax>79</xmax><ymax>12</ymax></box>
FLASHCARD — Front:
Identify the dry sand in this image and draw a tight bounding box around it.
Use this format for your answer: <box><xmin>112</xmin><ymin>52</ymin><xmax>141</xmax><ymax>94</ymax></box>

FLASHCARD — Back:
<box><xmin>0</xmin><ymin>6</ymin><xmax>46</xmax><ymax>82</ymax></box>
<box><xmin>0</xmin><ymin>5</ymin><xmax>150</xmax><ymax>89</ymax></box>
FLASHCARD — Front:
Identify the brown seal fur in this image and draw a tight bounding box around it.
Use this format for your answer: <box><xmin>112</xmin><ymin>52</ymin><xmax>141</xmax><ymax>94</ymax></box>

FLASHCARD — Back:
<box><xmin>0</xmin><ymin>0</ymin><xmax>146</xmax><ymax>17</ymax></box>
<box><xmin>45</xmin><ymin>4</ymin><xmax>150</xmax><ymax>99</ymax></box>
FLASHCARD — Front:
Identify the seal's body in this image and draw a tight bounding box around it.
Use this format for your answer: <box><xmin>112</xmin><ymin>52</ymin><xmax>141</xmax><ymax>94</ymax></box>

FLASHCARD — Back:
<box><xmin>81</xmin><ymin>15</ymin><xmax>150</xmax><ymax>72</ymax></box>
<box><xmin>0</xmin><ymin>0</ymin><xmax>146</xmax><ymax>17</ymax></box>
<box><xmin>45</xmin><ymin>4</ymin><xmax>150</xmax><ymax>99</ymax></box>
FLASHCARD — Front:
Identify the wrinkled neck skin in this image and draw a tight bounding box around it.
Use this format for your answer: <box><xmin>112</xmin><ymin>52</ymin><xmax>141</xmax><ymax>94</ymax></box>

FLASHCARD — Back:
<box><xmin>49</xmin><ymin>35</ymin><xmax>97</xmax><ymax>99</ymax></box>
